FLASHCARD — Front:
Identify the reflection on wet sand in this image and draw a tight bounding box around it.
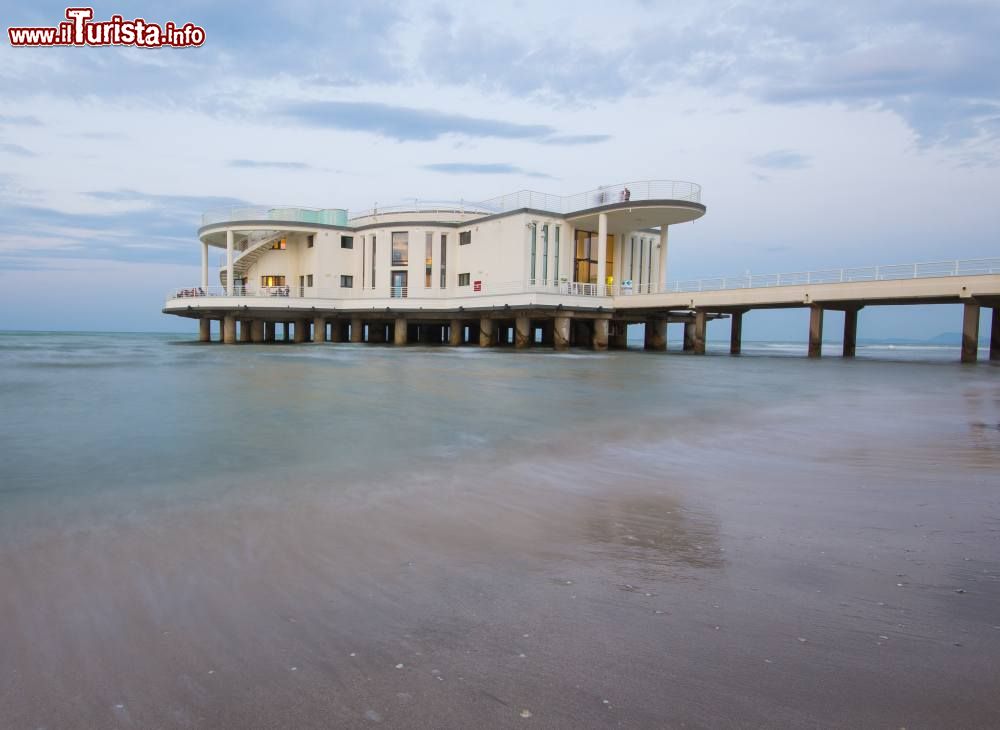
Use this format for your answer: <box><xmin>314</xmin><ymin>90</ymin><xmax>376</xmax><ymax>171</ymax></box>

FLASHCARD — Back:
<box><xmin>581</xmin><ymin>495</ymin><xmax>724</xmax><ymax>573</ymax></box>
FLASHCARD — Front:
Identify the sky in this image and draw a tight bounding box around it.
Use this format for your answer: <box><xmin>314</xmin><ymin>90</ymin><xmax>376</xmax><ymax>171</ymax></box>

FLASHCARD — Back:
<box><xmin>1</xmin><ymin>0</ymin><xmax>998</xmax><ymax>339</ymax></box>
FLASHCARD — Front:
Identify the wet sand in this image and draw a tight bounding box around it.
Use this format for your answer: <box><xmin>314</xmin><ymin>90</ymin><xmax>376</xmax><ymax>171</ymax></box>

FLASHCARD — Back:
<box><xmin>2</xmin><ymin>390</ymin><xmax>999</xmax><ymax>729</ymax></box>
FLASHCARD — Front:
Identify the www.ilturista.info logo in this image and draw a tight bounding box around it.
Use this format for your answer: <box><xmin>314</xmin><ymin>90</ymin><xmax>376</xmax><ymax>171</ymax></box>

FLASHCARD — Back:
<box><xmin>8</xmin><ymin>7</ymin><xmax>206</xmax><ymax>48</ymax></box>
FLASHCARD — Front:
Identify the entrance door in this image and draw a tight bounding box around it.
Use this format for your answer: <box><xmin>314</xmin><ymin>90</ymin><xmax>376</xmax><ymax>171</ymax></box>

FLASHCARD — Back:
<box><xmin>391</xmin><ymin>270</ymin><xmax>408</xmax><ymax>298</ymax></box>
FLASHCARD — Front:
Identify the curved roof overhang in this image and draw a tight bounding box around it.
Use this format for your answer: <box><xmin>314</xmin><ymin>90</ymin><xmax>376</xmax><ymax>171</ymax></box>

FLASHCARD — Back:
<box><xmin>564</xmin><ymin>199</ymin><xmax>706</xmax><ymax>234</ymax></box>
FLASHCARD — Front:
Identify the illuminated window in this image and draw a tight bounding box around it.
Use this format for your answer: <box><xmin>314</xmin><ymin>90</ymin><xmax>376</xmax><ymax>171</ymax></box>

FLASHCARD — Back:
<box><xmin>425</xmin><ymin>232</ymin><xmax>433</xmax><ymax>288</ymax></box>
<box><xmin>271</xmin><ymin>239</ymin><xmax>287</xmax><ymax>250</ymax></box>
<box><xmin>261</xmin><ymin>275</ymin><xmax>286</xmax><ymax>287</ymax></box>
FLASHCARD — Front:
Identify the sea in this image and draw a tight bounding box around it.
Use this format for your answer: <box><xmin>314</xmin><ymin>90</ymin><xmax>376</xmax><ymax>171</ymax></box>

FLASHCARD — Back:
<box><xmin>0</xmin><ymin>331</ymin><xmax>997</xmax><ymax>728</ymax></box>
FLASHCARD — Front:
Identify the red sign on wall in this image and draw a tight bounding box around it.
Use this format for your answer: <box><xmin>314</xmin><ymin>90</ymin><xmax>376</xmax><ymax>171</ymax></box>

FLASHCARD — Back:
<box><xmin>473</xmin><ymin>280</ymin><xmax>482</xmax><ymax>292</ymax></box>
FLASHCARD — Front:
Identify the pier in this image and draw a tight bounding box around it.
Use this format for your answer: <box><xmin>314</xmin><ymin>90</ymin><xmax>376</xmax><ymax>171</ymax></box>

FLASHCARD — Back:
<box><xmin>168</xmin><ymin>258</ymin><xmax>1000</xmax><ymax>362</ymax></box>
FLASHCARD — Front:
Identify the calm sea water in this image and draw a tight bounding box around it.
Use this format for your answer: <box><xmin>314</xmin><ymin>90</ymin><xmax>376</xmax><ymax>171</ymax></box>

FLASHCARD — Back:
<box><xmin>0</xmin><ymin>331</ymin><xmax>998</xmax><ymax>728</ymax></box>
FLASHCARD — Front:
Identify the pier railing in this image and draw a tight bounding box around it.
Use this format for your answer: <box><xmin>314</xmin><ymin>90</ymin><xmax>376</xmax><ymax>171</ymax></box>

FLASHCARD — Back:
<box><xmin>169</xmin><ymin>280</ymin><xmax>617</xmax><ymax>301</ymax></box>
<box><xmin>661</xmin><ymin>258</ymin><xmax>1000</xmax><ymax>294</ymax></box>
<box><xmin>170</xmin><ymin>258</ymin><xmax>1000</xmax><ymax>304</ymax></box>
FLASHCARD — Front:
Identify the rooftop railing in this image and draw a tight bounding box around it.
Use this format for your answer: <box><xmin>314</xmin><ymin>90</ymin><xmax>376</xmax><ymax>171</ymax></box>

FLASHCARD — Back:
<box><xmin>202</xmin><ymin>206</ymin><xmax>348</xmax><ymax>227</ymax></box>
<box><xmin>201</xmin><ymin>180</ymin><xmax>703</xmax><ymax>229</ymax></box>
<box><xmin>474</xmin><ymin>179</ymin><xmax>702</xmax><ymax>216</ymax></box>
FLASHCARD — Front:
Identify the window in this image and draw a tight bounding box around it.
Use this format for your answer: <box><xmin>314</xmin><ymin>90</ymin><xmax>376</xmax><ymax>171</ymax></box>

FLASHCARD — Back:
<box><xmin>306</xmin><ymin>274</ymin><xmax>314</xmax><ymax>287</ymax></box>
<box><xmin>541</xmin><ymin>224</ymin><xmax>549</xmax><ymax>283</ymax></box>
<box><xmin>459</xmin><ymin>230</ymin><xmax>472</xmax><ymax>245</ymax></box>
<box><xmin>392</xmin><ymin>231</ymin><xmax>408</xmax><ymax>265</ymax></box>
<box><xmin>425</xmin><ymin>232</ymin><xmax>433</xmax><ymax>288</ymax></box>
<box><xmin>341</xmin><ymin>275</ymin><xmax>354</xmax><ymax>288</ymax></box>
<box><xmin>261</xmin><ymin>275</ymin><xmax>285</xmax><ymax>287</ymax></box>
<box><xmin>638</xmin><ymin>238</ymin><xmax>645</xmax><ymax>288</ymax></box>
<box><xmin>340</xmin><ymin>235</ymin><xmax>353</xmax><ymax>249</ymax></box>
<box><xmin>271</xmin><ymin>238</ymin><xmax>287</xmax><ymax>250</ymax></box>
<box><xmin>554</xmin><ymin>225</ymin><xmax>560</xmax><ymax>282</ymax></box>
<box><xmin>458</xmin><ymin>273</ymin><xmax>470</xmax><ymax>286</ymax></box>
<box><xmin>630</xmin><ymin>236</ymin><xmax>636</xmax><ymax>281</ymax></box>
<box><xmin>440</xmin><ymin>234</ymin><xmax>447</xmax><ymax>288</ymax></box>
<box><xmin>307</xmin><ymin>235</ymin><xmax>314</xmax><ymax>248</ymax></box>
<box><xmin>371</xmin><ymin>237</ymin><xmax>376</xmax><ymax>288</ymax></box>
<box><xmin>529</xmin><ymin>223</ymin><xmax>537</xmax><ymax>283</ymax></box>
<box><xmin>575</xmin><ymin>230</ymin><xmax>594</xmax><ymax>284</ymax></box>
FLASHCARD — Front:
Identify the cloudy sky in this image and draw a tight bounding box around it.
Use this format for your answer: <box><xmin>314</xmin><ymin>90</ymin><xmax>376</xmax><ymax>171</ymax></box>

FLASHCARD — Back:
<box><xmin>1</xmin><ymin>0</ymin><xmax>998</xmax><ymax>338</ymax></box>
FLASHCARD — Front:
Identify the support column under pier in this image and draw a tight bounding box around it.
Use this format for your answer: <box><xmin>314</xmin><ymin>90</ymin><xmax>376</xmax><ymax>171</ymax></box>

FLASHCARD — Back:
<box><xmin>515</xmin><ymin>316</ymin><xmax>532</xmax><ymax>349</ymax></box>
<box><xmin>330</xmin><ymin>321</ymin><xmax>344</xmax><ymax>343</ymax></box>
<box><xmin>992</xmin><ymin>308</ymin><xmax>1000</xmax><ymax>362</ymax></box>
<box><xmin>223</xmin><ymin>315</ymin><xmax>237</xmax><ymax>345</ymax></box>
<box><xmin>350</xmin><ymin>318</ymin><xmax>363</xmax><ymax>343</ymax></box>
<box><xmin>313</xmin><ymin>316</ymin><xmax>327</xmax><ymax>343</ymax></box>
<box><xmin>479</xmin><ymin>318</ymin><xmax>495</xmax><ymax>347</ymax></box>
<box><xmin>239</xmin><ymin>320</ymin><xmax>252</xmax><ymax>343</ymax></box>
<box><xmin>693</xmin><ymin>310</ymin><xmax>707</xmax><ymax>355</ymax></box>
<box><xmin>450</xmin><ymin>319</ymin><xmax>463</xmax><ymax>346</ymax></box>
<box><xmin>199</xmin><ymin>318</ymin><xmax>211</xmax><ymax>343</ymax></box>
<box><xmin>294</xmin><ymin>319</ymin><xmax>308</xmax><ymax>344</ymax></box>
<box><xmin>609</xmin><ymin>322</ymin><xmax>627</xmax><ymax>349</ymax></box>
<box><xmin>645</xmin><ymin>318</ymin><xmax>667</xmax><ymax>351</ymax></box>
<box><xmin>843</xmin><ymin>307</ymin><xmax>859</xmax><ymax>358</ymax></box>
<box><xmin>394</xmin><ymin>318</ymin><xmax>408</xmax><ymax>346</ymax></box>
<box><xmin>808</xmin><ymin>306</ymin><xmax>824</xmax><ymax>358</ymax></box>
<box><xmin>251</xmin><ymin>319</ymin><xmax>265</xmax><ymax>344</ymax></box>
<box><xmin>730</xmin><ymin>310</ymin><xmax>744</xmax><ymax>355</ymax></box>
<box><xmin>592</xmin><ymin>319</ymin><xmax>609</xmax><ymax>351</ymax></box>
<box><xmin>683</xmin><ymin>321</ymin><xmax>695</xmax><ymax>351</ymax></box>
<box><xmin>553</xmin><ymin>317</ymin><xmax>570</xmax><ymax>351</ymax></box>
<box><xmin>962</xmin><ymin>302</ymin><xmax>980</xmax><ymax>363</ymax></box>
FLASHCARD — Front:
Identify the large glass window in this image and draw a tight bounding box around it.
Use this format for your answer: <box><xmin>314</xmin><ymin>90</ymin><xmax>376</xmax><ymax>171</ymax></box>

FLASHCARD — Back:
<box><xmin>271</xmin><ymin>238</ymin><xmax>287</xmax><ymax>250</ymax></box>
<box><xmin>575</xmin><ymin>230</ymin><xmax>594</xmax><ymax>284</ymax></box>
<box><xmin>529</xmin><ymin>224</ymin><xmax>537</xmax><ymax>283</ymax></box>
<box><xmin>573</xmin><ymin>230</ymin><xmax>615</xmax><ymax>285</ymax></box>
<box><xmin>371</xmin><ymin>236</ymin><xmax>377</xmax><ymax>288</ymax></box>
<box><xmin>554</xmin><ymin>226</ymin><xmax>560</xmax><ymax>282</ymax></box>
<box><xmin>392</xmin><ymin>231</ymin><xmax>408</xmax><ymax>266</ymax></box>
<box><xmin>425</xmin><ymin>232</ymin><xmax>433</xmax><ymax>288</ymax></box>
<box><xmin>638</xmin><ymin>238</ymin><xmax>645</xmax><ymax>289</ymax></box>
<box><xmin>261</xmin><ymin>275</ymin><xmax>285</xmax><ymax>287</ymax></box>
<box><xmin>440</xmin><ymin>234</ymin><xmax>447</xmax><ymax>288</ymax></box>
<box><xmin>605</xmin><ymin>235</ymin><xmax>615</xmax><ymax>287</ymax></box>
<box><xmin>541</xmin><ymin>224</ymin><xmax>549</xmax><ymax>283</ymax></box>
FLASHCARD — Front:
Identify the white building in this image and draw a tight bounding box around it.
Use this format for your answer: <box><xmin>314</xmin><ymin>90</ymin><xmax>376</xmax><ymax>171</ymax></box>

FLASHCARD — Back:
<box><xmin>163</xmin><ymin>179</ymin><xmax>706</xmax><ymax>349</ymax></box>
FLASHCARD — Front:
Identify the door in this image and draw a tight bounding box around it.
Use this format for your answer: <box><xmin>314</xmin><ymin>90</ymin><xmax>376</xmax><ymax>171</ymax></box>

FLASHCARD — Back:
<box><xmin>391</xmin><ymin>270</ymin><xmax>408</xmax><ymax>298</ymax></box>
